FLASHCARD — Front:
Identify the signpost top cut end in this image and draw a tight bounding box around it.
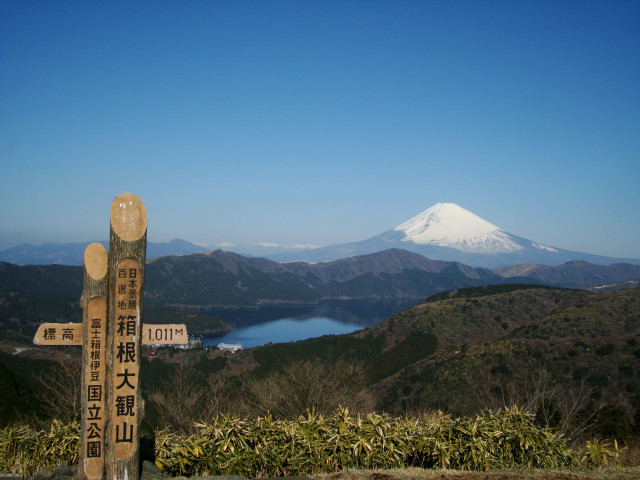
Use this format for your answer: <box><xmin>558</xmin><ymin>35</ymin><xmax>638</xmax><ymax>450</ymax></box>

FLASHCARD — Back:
<box><xmin>110</xmin><ymin>193</ymin><xmax>147</xmax><ymax>242</ymax></box>
<box><xmin>84</xmin><ymin>243</ymin><xmax>109</xmax><ymax>280</ymax></box>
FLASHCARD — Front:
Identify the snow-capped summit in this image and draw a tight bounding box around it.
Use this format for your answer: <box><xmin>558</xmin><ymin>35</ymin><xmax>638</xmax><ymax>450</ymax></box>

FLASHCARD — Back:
<box><xmin>250</xmin><ymin>202</ymin><xmax>639</xmax><ymax>268</ymax></box>
<box><xmin>393</xmin><ymin>203</ymin><xmax>522</xmax><ymax>254</ymax></box>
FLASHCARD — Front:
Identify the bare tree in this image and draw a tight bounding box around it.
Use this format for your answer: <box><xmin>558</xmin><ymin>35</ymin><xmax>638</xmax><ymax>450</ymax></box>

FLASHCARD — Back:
<box><xmin>464</xmin><ymin>363</ymin><xmax>615</xmax><ymax>446</ymax></box>
<box><xmin>241</xmin><ymin>359</ymin><xmax>374</xmax><ymax>419</ymax></box>
<box><xmin>35</xmin><ymin>355</ymin><xmax>82</xmax><ymax>425</ymax></box>
<box><xmin>148</xmin><ymin>364</ymin><xmax>235</xmax><ymax>433</ymax></box>
<box><xmin>149</xmin><ymin>364</ymin><xmax>202</xmax><ymax>431</ymax></box>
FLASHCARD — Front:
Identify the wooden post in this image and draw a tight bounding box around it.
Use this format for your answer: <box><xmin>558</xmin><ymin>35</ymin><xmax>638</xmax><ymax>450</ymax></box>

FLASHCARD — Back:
<box><xmin>31</xmin><ymin>193</ymin><xmax>186</xmax><ymax>480</ymax></box>
<box><xmin>105</xmin><ymin>193</ymin><xmax>147</xmax><ymax>480</ymax></box>
<box><xmin>80</xmin><ymin>242</ymin><xmax>109</xmax><ymax>480</ymax></box>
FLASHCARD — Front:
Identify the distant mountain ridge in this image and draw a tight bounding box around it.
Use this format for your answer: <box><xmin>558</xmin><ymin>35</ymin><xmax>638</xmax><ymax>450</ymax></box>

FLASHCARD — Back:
<box><xmin>143</xmin><ymin>248</ymin><xmax>505</xmax><ymax>307</ymax></box>
<box><xmin>144</xmin><ymin>248</ymin><xmax>640</xmax><ymax>307</ymax></box>
<box><xmin>3</xmin><ymin>203</ymin><xmax>638</xmax><ymax>268</ymax></box>
<box><xmin>2</xmin><ymin>248</ymin><xmax>639</xmax><ymax>337</ymax></box>
<box><xmin>263</xmin><ymin>203</ymin><xmax>640</xmax><ymax>267</ymax></box>
<box><xmin>495</xmin><ymin>260</ymin><xmax>640</xmax><ymax>288</ymax></box>
<box><xmin>0</xmin><ymin>239</ymin><xmax>208</xmax><ymax>265</ymax></box>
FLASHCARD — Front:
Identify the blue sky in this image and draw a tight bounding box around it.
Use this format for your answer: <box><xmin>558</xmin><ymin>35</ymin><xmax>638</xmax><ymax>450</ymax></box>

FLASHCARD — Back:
<box><xmin>1</xmin><ymin>0</ymin><xmax>639</xmax><ymax>258</ymax></box>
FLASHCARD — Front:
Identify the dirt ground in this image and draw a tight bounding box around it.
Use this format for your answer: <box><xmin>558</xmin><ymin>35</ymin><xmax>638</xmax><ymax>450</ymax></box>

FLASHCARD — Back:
<box><xmin>315</xmin><ymin>467</ymin><xmax>640</xmax><ymax>480</ymax></box>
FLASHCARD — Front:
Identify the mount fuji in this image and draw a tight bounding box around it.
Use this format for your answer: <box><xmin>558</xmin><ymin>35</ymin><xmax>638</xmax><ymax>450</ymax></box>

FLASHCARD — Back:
<box><xmin>262</xmin><ymin>203</ymin><xmax>639</xmax><ymax>268</ymax></box>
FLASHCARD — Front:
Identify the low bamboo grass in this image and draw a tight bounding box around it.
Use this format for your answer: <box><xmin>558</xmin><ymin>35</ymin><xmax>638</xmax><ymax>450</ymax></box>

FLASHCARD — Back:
<box><xmin>0</xmin><ymin>420</ymin><xmax>79</xmax><ymax>475</ymax></box>
<box><xmin>154</xmin><ymin>407</ymin><xmax>573</xmax><ymax>477</ymax></box>
<box><xmin>0</xmin><ymin>408</ymin><xmax>623</xmax><ymax>476</ymax></box>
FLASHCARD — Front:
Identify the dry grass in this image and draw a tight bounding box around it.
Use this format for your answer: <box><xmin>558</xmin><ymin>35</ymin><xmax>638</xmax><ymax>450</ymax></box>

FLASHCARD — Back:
<box><xmin>618</xmin><ymin>442</ymin><xmax>640</xmax><ymax>468</ymax></box>
<box><xmin>315</xmin><ymin>466</ymin><xmax>640</xmax><ymax>480</ymax></box>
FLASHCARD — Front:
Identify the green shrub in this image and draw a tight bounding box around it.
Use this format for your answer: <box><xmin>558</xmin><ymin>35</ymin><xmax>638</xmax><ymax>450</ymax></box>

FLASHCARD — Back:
<box><xmin>154</xmin><ymin>407</ymin><xmax>573</xmax><ymax>477</ymax></box>
<box><xmin>3</xmin><ymin>407</ymin><xmax>628</xmax><ymax>477</ymax></box>
<box><xmin>579</xmin><ymin>439</ymin><xmax>623</xmax><ymax>468</ymax></box>
<box><xmin>0</xmin><ymin>420</ymin><xmax>79</xmax><ymax>475</ymax></box>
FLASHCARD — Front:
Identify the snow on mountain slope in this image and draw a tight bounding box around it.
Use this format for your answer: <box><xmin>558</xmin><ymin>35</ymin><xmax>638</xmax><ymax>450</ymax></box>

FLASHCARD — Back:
<box><xmin>393</xmin><ymin>203</ymin><xmax>523</xmax><ymax>254</ymax></box>
<box><xmin>226</xmin><ymin>203</ymin><xmax>640</xmax><ymax>267</ymax></box>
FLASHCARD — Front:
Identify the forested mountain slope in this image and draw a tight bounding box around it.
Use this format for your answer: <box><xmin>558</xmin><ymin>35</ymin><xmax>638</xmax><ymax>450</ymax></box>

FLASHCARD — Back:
<box><xmin>246</xmin><ymin>285</ymin><xmax>640</xmax><ymax>434</ymax></box>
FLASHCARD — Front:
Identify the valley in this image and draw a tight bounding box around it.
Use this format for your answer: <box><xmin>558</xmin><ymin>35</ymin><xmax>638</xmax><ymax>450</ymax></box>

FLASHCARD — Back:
<box><xmin>2</xmin><ymin>247</ymin><xmax>638</xmax><ymax>338</ymax></box>
<box><xmin>1</xmin><ymin>237</ymin><xmax>639</xmax><ymax>445</ymax></box>
<box><xmin>2</xmin><ymin>277</ymin><xmax>639</xmax><ymax>447</ymax></box>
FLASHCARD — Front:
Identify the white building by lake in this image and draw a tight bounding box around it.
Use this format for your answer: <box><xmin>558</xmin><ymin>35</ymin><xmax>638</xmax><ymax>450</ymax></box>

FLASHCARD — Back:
<box><xmin>217</xmin><ymin>343</ymin><xmax>242</xmax><ymax>353</ymax></box>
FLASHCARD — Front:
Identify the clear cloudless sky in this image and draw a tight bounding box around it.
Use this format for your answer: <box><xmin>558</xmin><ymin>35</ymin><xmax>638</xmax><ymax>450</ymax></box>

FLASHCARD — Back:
<box><xmin>1</xmin><ymin>0</ymin><xmax>639</xmax><ymax>258</ymax></box>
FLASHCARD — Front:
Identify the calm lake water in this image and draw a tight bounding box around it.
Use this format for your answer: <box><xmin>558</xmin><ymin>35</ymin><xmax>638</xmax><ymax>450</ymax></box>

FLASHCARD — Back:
<box><xmin>202</xmin><ymin>316</ymin><xmax>366</xmax><ymax>349</ymax></box>
<box><xmin>202</xmin><ymin>298</ymin><xmax>420</xmax><ymax>349</ymax></box>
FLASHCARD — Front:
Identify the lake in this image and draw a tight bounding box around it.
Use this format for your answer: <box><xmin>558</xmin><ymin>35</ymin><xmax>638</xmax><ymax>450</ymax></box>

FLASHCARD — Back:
<box><xmin>202</xmin><ymin>298</ymin><xmax>420</xmax><ymax>349</ymax></box>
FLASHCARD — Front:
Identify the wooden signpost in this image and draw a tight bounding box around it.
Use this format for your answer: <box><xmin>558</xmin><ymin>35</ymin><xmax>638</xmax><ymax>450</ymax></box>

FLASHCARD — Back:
<box><xmin>35</xmin><ymin>323</ymin><xmax>188</xmax><ymax>347</ymax></box>
<box><xmin>106</xmin><ymin>193</ymin><xmax>147</xmax><ymax>480</ymax></box>
<box><xmin>32</xmin><ymin>193</ymin><xmax>188</xmax><ymax>480</ymax></box>
<box><xmin>81</xmin><ymin>242</ymin><xmax>109</xmax><ymax>480</ymax></box>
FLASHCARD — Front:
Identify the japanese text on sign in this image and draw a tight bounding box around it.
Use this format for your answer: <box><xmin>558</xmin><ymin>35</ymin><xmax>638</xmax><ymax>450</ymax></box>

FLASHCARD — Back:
<box><xmin>84</xmin><ymin>297</ymin><xmax>107</xmax><ymax>478</ymax></box>
<box><xmin>111</xmin><ymin>259</ymin><xmax>140</xmax><ymax>459</ymax></box>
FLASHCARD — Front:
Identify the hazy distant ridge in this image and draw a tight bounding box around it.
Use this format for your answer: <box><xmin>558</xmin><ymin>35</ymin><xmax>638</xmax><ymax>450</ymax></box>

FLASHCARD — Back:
<box><xmin>2</xmin><ymin>248</ymin><xmax>639</xmax><ymax>337</ymax></box>
<box><xmin>0</xmin><ymin>239</ymin><xmax>208</xmax><ymax>265</ymax></box>
<box><xmin>263</xmin><ymin>203</ymin><xmax>640</xmax><ymax>267</ymax></box>
<box><xmin>3</xmin><ymin>203</ymin><xmax>638</xmax><ymax>268</ymax></box>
